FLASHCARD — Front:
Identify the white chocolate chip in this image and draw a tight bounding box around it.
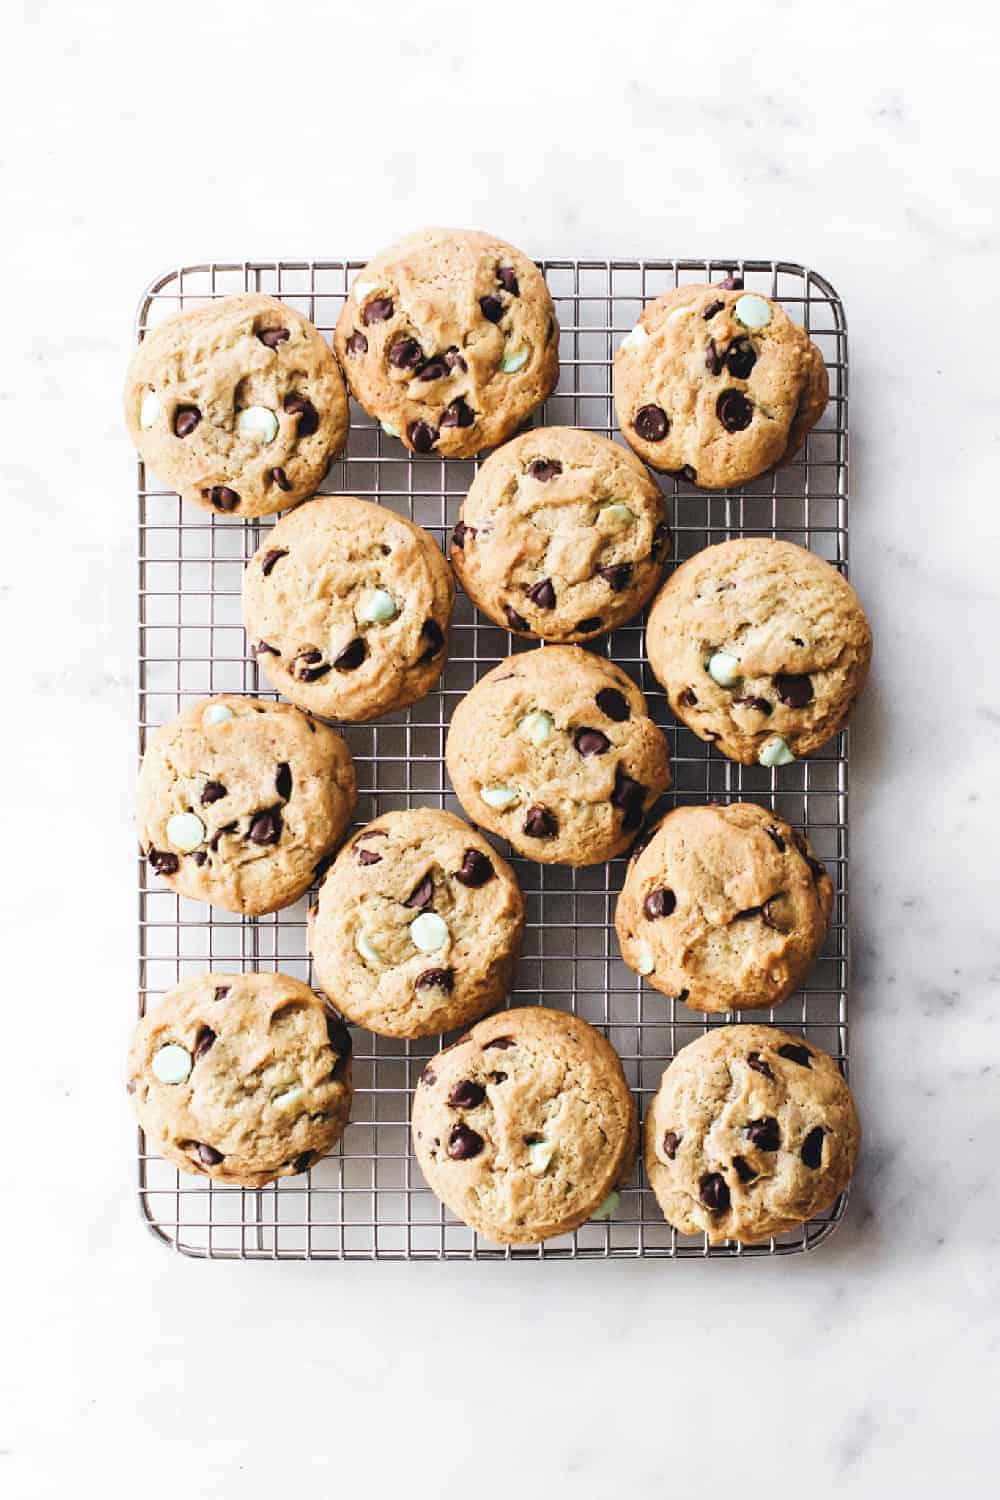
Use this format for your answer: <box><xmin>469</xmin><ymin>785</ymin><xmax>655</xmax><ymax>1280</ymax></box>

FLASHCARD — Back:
<box><xmin>500</xmin><ymin>346</ymin><xmax>529</xmax><ymax>373</ymax></box>
<box><xmin>139</xmin><ymin>389</ymin><xmax>160</xmax><ymax>428</ymax></box>
<box><xmin>358</xmin><ymin>588</ymin><xmax>399</xmax><ymax>625</ymax></box>
<box><xmin>527</xmin><ymin>1140</ymin><xmax>556</xmax><ymax>1175</ymax></box>
<box><xmin>597</xmin><ymin>503</ymin><xmax>636</xmax><ymax>532</ymax></box>
<box><xmin>520</xmin><ymin>710</ymin><xmax>555</xmax><ymax>746</ymax></box>
<box><xmin>481</xmin><ymin>785</ymin><xmax>521</xmax><ymax>810</ymax></box>
<box><xmin>380</xmin><ymin>420</ymin><xmax>400</xmax><ymax>438</ymax></box>
<box><xmin>707</xmin><ymin>651</ymin><xmax>741</xmax><ymax>688</ymax></box>
<box><xmin>272</xmin><ymin>1084</ymin><xmax>304</xmax><ymax>1110</ymax></box>
<box><xmin>152</xmin><ymin>1043</ymin><xmax>192</xmax><ymax>1085</ymax></box>
<box><xmin>734</xmin><ymin>293</ymin><xmax>773</xmax><ymax>331</ymax></box>
<box><xmin>202</xmin><ymin>702</ymin><xmax>235</xmax><ymax>727</ymax></box>
<box><xmin>590</xmin><ymin>1190</ymin><xmax>620</xmax><ymax>1221</ymax></box>
<box><xmin>166</xmin><ymin>811</ymin><xmax>205</xmax><ymax>853</ymax></box>
<box><xmin>410</xmin><ymin>912</ymin><xmax>449</xmax><ymax>953</ymax></box>
<box><xmin>620</xmin><ymin>324</ymin><xmax>649</xmax><ymax>351</ymax></box>
<box><xmin>635</xmin><ymin>944</ymin><xmax>655</xmax><ymax>976</ymax></box>
<box><xmin>355</xmin><ymin>930</ymin><xmax>383</xmax><ymax>967</ymax></box>
<box><xmin>236</xmin><ymin>405</ymin><xmax>279</xmax><ymax>444</ymax></box>
<box><xmin>759</xmin><ymin>735</ymin><xmax>796</xmax><ymax>768</ymax></box>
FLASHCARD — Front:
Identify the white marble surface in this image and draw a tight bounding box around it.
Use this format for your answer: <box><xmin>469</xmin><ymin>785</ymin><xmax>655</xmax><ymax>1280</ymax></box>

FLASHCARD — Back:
<box><xmin>3</xmin><ymin>1</ymin><xmax>998</xmax><ymax>1494</ymax></box>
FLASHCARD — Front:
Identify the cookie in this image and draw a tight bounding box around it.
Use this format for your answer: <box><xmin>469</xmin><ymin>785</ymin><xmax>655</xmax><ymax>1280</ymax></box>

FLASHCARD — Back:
<box><xmin>445</xmin><ymin>646</ymin><xmax>671</xmax><ymax>866</ymax></box>
<box><xmin>615</xmin><ymin>803</ymin><xmax>832</xmax><ymax>1013</ymax></box>
<box><xmin>613</xmin><ymin>279</ymin><xmax>828</xmax><ymax>488</ymax></box>
<box><xmin>137</xmin><ymin>695</ymin><xmax>356</xmax><ymax>915</ymax></box>
<box><xmin>645</xmin><ymin>1024</ymin><xmax>859</xmax><ymax>1243</ymax></box>
<box><xmin>308</xmin><ymin>809</ymin><xmax>525</xmax><ymax>1040</ymax></box>
<box><xmin>450</xmin><ymin>427</ymin><xmax>670</xmax><ymax>642</ymax></box>
<box><xmin>412</xmin><ymin>1007</ymin><xmax>637</xmax><ymax>1244</ymax></box>
<box><xmin>645</xmin><ymin>539</ymin><xmax>872</xmax><ymax>765</ymax></box>
<box><xmin>333</xmin><ymin>227</ymin><xmax>559</xmax><ymax>458</ymax></box>
<box><xmin>127</xmin><ymin>972</ymin><xmax>353</xmax><ymax>1189</ymax></box>
<box><xmin>242</xmin><ymin>496</ymin><xmax>455</xmax><ymax>722</ymax></box>
<box><xmin>125</xmin><ymin>294</ymin><xmax>349</xmax><ymax>517</ymax></box>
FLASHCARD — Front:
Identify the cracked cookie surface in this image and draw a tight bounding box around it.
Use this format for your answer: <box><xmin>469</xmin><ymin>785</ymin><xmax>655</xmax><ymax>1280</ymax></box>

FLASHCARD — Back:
<box><xmin>445</xmin><ymin>646</ymin><xmax>671</xmax><ymax>866</ymax></box>
<box><xmin>137</xmin><ymin>695</ymin><xmax>356</xmax><ymax>915</ymax></box>
<box><xmin>309</xmin><ymin>808</ymin><xmax>524</xmax><ymax>1039</ymax></box>
<box><xmin>412</xmin><ymin>1006</ymin><xmax>637</xmax><ymax>1244</ymax></box>
<box><xmin>127</xmin><ymin>971</ymin><xmax>353</xmax><ymax>1189</ymax></box>
<box><xmin>646</xmin><ymin>538</ymin><xmax>872</xmax><ymax>764</ymax></box>
<box><xmin>125</xmin><ymin>293</ymin><xmax>349</xmax><ymax>517</ymax></box>
<box><xmin>450</xmin><ymin>427</ymin><xmax>670</xmax><ymax>642</ymax></box>
<box><xmin>334</xmin><ymin>227</ymin><xmax>559</xmax><ymax>458</ymax></box>
<box><xmin>242</xmin><ymin>495</ymin><xmax>455</xmax><ymax>721</ymax></box>
<box><xmin>645</xmin><ymin>1024</ymin><xmax>859</xmax><ymax>1243</ymax></box>
<box><xmin>613</xmin><ymin>280</ymin><xmax>828</xmax><ymax>488</ymax></box>
<box><xmin>615</xmin><ymin>802</ymin><xmax>833</xmax><ymax>1013</ymax></box>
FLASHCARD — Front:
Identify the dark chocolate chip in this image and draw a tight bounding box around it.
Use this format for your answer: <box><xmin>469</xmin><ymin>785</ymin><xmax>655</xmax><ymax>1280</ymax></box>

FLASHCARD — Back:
<box><xmin>484</xmin><ymin>1036</ymin><xmax>516</xmax><ymax>1050</ymax></box>
<box><xmin>452</xmin><ymin>520</ymin><xmax>473</xmax><ymax>548</ymax></box>
<box><xmin>678</xmin><ymin>687</ymin><xmax>698</xmax><ymax>708</ymax></box>
<box><xmin>355</xmin><ymin>828</ymin><xmax>388</xmax><ymax>843</ymax></box>
<box><xmin>291</xmin><ymin>1152</ymin><xmax>314</xmax><ymax>1174</ymax></box>
<box><xmin>283</xmin><ymin>393</ymin><xmax>319</xmax><ymax>436</ymax></box>
<box><xmin>345</xmin><ymin>330</ymin><xmax>368</xmax><ymax>357</ymax></box>
<box><xmin>209</xmin><ymin>821</ymin><xmax>237</xmax><ymax>851</ymax></box>
<box><xmin>596</xmin><ymin>687</ymin><xmax>629</xmax><ymax>722</ymax></box>
<box><xmin>801</xmin><ymin>1127</ymin><xmax>825</xmax><ymax>1169</ymax></box>
<box><xmin>643</xmin><ymin>887</ymin><xmax>676</xmax><ymax>919</ymax></box>
<box><xmin>719</xmin><ymin>274</ymin><xmax>744</xmax><ymax>290</ymax></box>
<box><xmin>416</xmin><ymin>967</ymin><xmax>455</xmax><ymax>992</ymax></box>
<box><xmin>173</xmin><ymin>405</ymin><xmax>201</xmax><ymax>437</ymax></box>
<box><xmin>574</xmin><ymin>727</ymin><xmax>610</xmax><ymax>757</ymax></box>
<box><xmin>196</xmin><ymin>1143</ymin><xmax>223</xmax><ymax>1167</ymax></box>
<box><xmin>634</xmin><ymin>404</ymin><xmax>669</xmax><ymax>442</ymax></box>
<box><xmin>448</xmin><ymin>1079</ymin><xmax>486</xmax><ymax>1109</ymax></box>
<box><xmin>258</xmin><ymin>326</ymin><xmax>290</xmax><ymax>348</ymax></box>
<box><xmin>404</xmin><ymin>873</ymin><xmax>435</xmax><ymax>910</ymax></box>
<box><xmin>597</xmin><ymin>563</ymin><xmax>633</xmax><ymax>592</ymax></box>
<box><xmin>528</xmin><ymin>459</ymin><xmax>562</xmax><ymax>482</ymax></box>
<box><xmin>275</xmin><ymin>762</ymin><xmax>292</xmax><ymax>800</ymax></box>
<box><xmin>761</xmin><ymin>896</ymin><xmax>790</xmax><ymax>931</ymax></box>
<box><xmin>479</xmin><ymin>295</ymin><xmax>503</xmax><ymax>323</ymax></box>
<box><xmin>326</xmin><ymin>1014</ymin><xmax>353</xmax><ymax>1059</ymax></box>
<box><xmin>420</xmin><ymin>1065</ymin><xmax>437</xmax><ymax>1087</ymax></box>
<box><xmin>261</xmin><ymin>547</ymin><xmax>288</xmax><ymax>577</ymax></box>
<box><xmin>447</xmin><ymin>1123</ymin><xmax>484</xmax><ymax>1160</ymax></box>
<box><xmin>746</xmin><ymin>1117</ymin><xmax>781</xmax><ymax>1151</ymax></box>
<box><xmin>293</xmin><ymin>649</ymin><xmax>331</xmax><ymax>681</ymax></box>
<box><xmin>440</xmin><ymin>396</ymin><xmax>475</xmax><ymax>429</ymax></box>
<box><xmin>407</xmin><ymin>420</ymin><xmax>438</xmax><ymax>453</ymax></box>
<box><xmin>765</xmin><ymin>825</ymin><xmax>786</xmax><ymax>852</ymax></box>
<box><xmin>703</xmin><ymin>299</ymin><xmax>724</xmax><ymax>320</ymax></box>
<box><xmin>148</xmin><ymin>848</ymin><xmax>179</xmax><ymax>876</ymax></box>
<box><xmin>662</xmin><ymin>1129</ymin><xmax>681</xmax><ymax>1159</ymax></box>
<box><xmin>527</xmin><ymin>577</ymin><xmax>556</xmax><ymax>610</ymax></box>
<box><xmin>490</xmin><ymin>1071</ymin><xmax>507</xmax><ymax>1084</ymax></box>
<box><xmin>270</xmin><ymin>467</ymin><xmax>292</xmax><ymax>492</ymax></box>
<box><xmin>716</xmin><ymin>390</ymin><xmax>753</xmax><ymax>432</ymax></box>
<box><xmin>775</xmin><ymin>673</ymin><xmax>813</xmax><ymax>708</ymax></box>
<box><xmin>503</xmin><ymin>604</ymin><xmax>530</xmax><ymax>632</ymax></box>
<box><xmin>523</xmin><ymin>804</ymin><xmax>557</xmax><ymax>839</ymax></box>
<box><xmin>778</xmin><ymin>1043</ymin><xmax>813</xmax><ymax>1068</ymax></box>
<box><xmin>362</xmin><ymin>296</ymin><xmax>393</xmax><ymax>324</ymax></box>
<box><xmin>192</xmin><ymin>851</ymin><xmax>207</xmax><ymax>866</ymax></box>
<box><xmin>726</xmin><ymin>337</ymin><xmax>757</xmax><ymax>379</ymax></box>
<box><xmin>357</xmin><ymin>848</ymin><xmax>382</xmax><ymax>866</ymax></box>
<box><xmin>334</xmin><ymin>637</ymin><xmax>367</xmax><ymax>671</ymax></box>
<box><xmin>388</xmin><ymin>335</ymin><xmax>423</xmax><ymax>369</ymax></box>
<box><xmin>415</xmin><ymin>356</ymin><xmax>449</xmax><ymax>382</ymax></box>
<box><xmin>667</xmin><ymin>466</ymin><xmax>697</xmax><ymax>483</ymax></box>
<box><xmin>699</xmin><ymin>1172</ymin><xmax>730</xmax><ymax>1211</ymax></box>
<box><xmin>612</xmin><ymin>766</ymin><xmax>646</xmax><ymax>829</ymax></box>
<box><xmin>418</xmin><ymin>617</ymin><xmax>444</xmax><ymax>663</ymax></box>
<box><xmin>705</xmin><ymin>339</ymin><xmax>723</xmax><ymax>376</ymax></box>
<box><xmin>214</xmin><ymin>985</ymin><xmax>230</xmax><ymax>1001</ymax></box>
<box><xmin>454</xmin><ymin>848</ymin><xmax>494</xmax><ymax>887</ymax></box>
<box><xmin>443</xmin><ymin>346</ymin><xmax>467</xmax><ymax>372</ymax></box>
<box><xmin>652</xmin><ymin>521</ymin><xmax>672</xmax><ymax>559</ymax></box>
<box><xmin>248</xmin><ymin>807</ymin><xmax>282</xmax><ymax>846</ymax></box>
<box><xmin>207</xmin><ymin>486</ymin><xmax>240</xmax><ymax>512</ymax></box>
<box><xmin>193</xmin><ymin>1027</ymin><xmax>216</xmax><ymax>1062</ymax></box>
<box><xmin>576</xmin><ymin>617</ymin><xmax>602</xmax><ymax>633</ymax></box>
<box><xmin>497</xmin><ymin>265</ymin><xmax>520</xmax><ymax>295</ymax></box>
<box><xmin>255</xmin><ymin>639</ymin><xmax>281</xmax><ymax>657</ymax></box>
<box><xmin>732</xmin><ymin>694</ymin><xmax>772</xmax><ymax>715</ymax></box>
<box><xmin>733</xmin><ymin>1155</ymin><xmax>757</xmax><ymax>1184</ymax></box>
<box><xmin>201</xmin><ymin>780</ymin><xmax>227</xmax><ymax>805</ymax></box>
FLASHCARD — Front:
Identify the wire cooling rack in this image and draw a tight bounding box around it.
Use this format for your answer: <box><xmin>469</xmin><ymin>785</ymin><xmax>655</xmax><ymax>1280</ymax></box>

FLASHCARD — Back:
<box><xmin>136</xmin><ymin>256</ymin><xmax>850</xmax><ymax>1260</ymax></box>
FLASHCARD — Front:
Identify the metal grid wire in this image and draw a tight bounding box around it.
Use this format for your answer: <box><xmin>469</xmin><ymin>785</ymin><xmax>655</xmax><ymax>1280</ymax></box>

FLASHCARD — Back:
<box><xmin>136</xmin><ymin>256</ymin><xmax>850</xmax><ymax>1260</ymax></box>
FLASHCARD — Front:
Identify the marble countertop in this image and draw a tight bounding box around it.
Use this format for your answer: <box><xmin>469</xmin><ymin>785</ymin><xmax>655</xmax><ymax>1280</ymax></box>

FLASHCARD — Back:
<box><xmin>3</xmin><ymin>1</ymin><xmax>997</xmax><ymax>1495</ymax></box>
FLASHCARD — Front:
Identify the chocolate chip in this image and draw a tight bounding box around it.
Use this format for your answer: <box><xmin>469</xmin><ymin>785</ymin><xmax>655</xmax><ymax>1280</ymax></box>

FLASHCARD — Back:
<box><xmin>454</xmin><ymin>848</ymin><xmax>494</xmax><ymax>887</ymax></box>
<box><xmin>452</xmin><ymin>520</ymin><xmax>473</xmax><ymax>548</ymax></box>
<box><xmin>443</xmin><ymin>346</ymin><xmax>467</xmax><ymax>372</ymax></box>
<box><xmin>699</xmin><ymin>1172</ymin><xmax>730</xmax><ymax>1211</ymax></box>
<box><xmin>726</xmin><ymin>337</ymin><xmax>757</xmax><ymax>379</ymax></box>
<box><xmin>596</xmin><ymin>687</ymin><xmax>629</xmax><ymax>722</ymax></box>
<box><xmin>662</xmin><ymin>1129</ymin><xmax>681</xmax><ymax>1159</ymax></box>
<box><xmin>719</xmin><ymin>274</ymin><xmax>744</xmax><ymax>290</ymax></box>
<box><xmin>702</xmin><ymin>299</ymin><xmax>724</xmax><ymax>320</ymax></box>
<box><xmin>761</xmin><ymin>896</ymin><xmax>790</xmax><ymax>931</ymax></box>
<box><xmin>440</xmin><ymin>396</ymin><xmax>475</xmax><ymax>428</ymax></box>
<box><xmin>283</xmin><ymin>393</ymin><xmax>319</xmax><ymax>436</ymax></box>
<box><xmin>643</xmin><ymin>887</ymin><xmax>676</xmax><ymax>919</ymax></box>
<box><xmin>732</xmin><ymin>694</ymin><xmax>772</xmax><ymax>715</ymax></box>
<box><xmin>504</xmin><ymin>605</ymin><xmax>530</xmax><ymax>632</ymax></box>
<box><xmin>678</xmin><ymin>687</ymin><xmax>698</xmax><ymax>708</ymax></box>
<box><xmin>192</xmin><ymin>851</ymin><xmax>207</xmax><ymax>866</ymax></box>
<box><xmin>418</xmin><ymin>618</ymin><xmax>444</xmax><ymax>663</ymax></box>
<box><xmin>357</xmin><ymin>848</ymin><xmax>382</xmax><ymax>866</ymax></box>
<box><xmin>523</xmin><ymin>804</ymin><xmax>557</xmax><ymax>839</ymax></box>
<box><xmin>574</xmin><ymin>727</ymin><xmax>610</xmax><ymax>757</ymax></box>
<box><xmin>765</xmin><ymin>826</ymin><xmax>786</xmax><ymax>853</ymax></box>
<box><xmin>775</xmin><ymin>673</ymin><xmax>813</xmax><ymax>708</ymax></box>
<box><xmin>705</xmin><ymin>339</ymin><xmax>723</xmax><ymax>376</ymax></box>
<box><xmin>490</xmin><ymin>1071</ymin><xmax>507</xmax><ymax>1084</ymax></box>
<box><xmin>652</xmin><ymin>521</ymin><xmax>672</xmax><ymax>559</ymax></box>
<box><xmin>667</xmin><ymin>466</ymin><xmax>697</xmax><ymax>483</ymax></box>
<box><xmin>209</xmin><ymin>821</ymin><xmax>237</xmax><ymax>851</ymax></box>
<box><xmin>249</xmin><ymin>807</ymin><xmax>282</xmax><ymax>845</ymax></box>
<box><xmin>733</xmin><ymin>1155</ymin><xmax>757</xmax><ymax>1184</ymax></box>
<box><xmin>355</xmin><ymin>828</ymin><xmax>388</xmax><ymax>843</ymax></box>
<box><xmin>214</xmin><ymin>985</ymin><xmax>230</xmax><ymax>1001</ymax></box>
<box><xmin>362</xmin><ymin>296</ymin><xmax>393</xmax><ymax>324</ymax></box>
<box><xmin>528</xmin><ymin>459</ymin><xmax>562</xmax><ymax>482</ymax></box>
<box><xmin>173</xmin><ymin>405</ymin><xmax>201</xmax><ymax>437</ymax></box>
<box><xmin>628</xmin><ymin>825</ymin><xmax>656</xmax><ymax>862</ymax></box>
<box><xmin>484</xmin><ymin>1037</ymin><xmax>515</xmax><ymax>1050</ymax></box>
<box><xmin>597</xmin><ymin>563</ymin><xmax>633</xmax><ymax>592</ymax></box>
<box><xmin>420</xmin><ymin>1065</ymin><xmax>437</xmax><ymax>1087</ymax></box>
<box><xmin>416</xmin><ymin>967</ymin><xmax>455</xmax><ymax>992</ymax></box>
<box><xmin>345</xmin><ymin>330</ymin><xmax>368</xmax><ymax>357</ymax></box>
<box><xmin>388</xmin><ymin>335</ymin><xmax>423</xmax><ymax>369</ymax></box>
<box><xmin>527</xmin><ymin>577</ymin><xmax>556</xmax><ymax>609</ymax></box>
<box><xmin>334</xmin><ymin>637</ymin><xmax>367</xmax><ymax>671</ymax></box>
<box><xmin>326</xmin><ymin>1014</ymin><xmax>353</xmax><ymax>1059</ymax></box>
<box><xmin>778</xmin><ymin>1043</ymin><xmax>812</xmax><ymax>1068</ymax></box>
<box><xmin>612</xmin><ymin>766</ymin><xmax>646</xmax><ymax>829</ymax></box>
<box><xmin>407</xmin><ymin>420</ymin><xmax>438</xmax><ymax>453</ymax></box>
<box><xmin>404</xmin><ymin>874</ymin><xmax>435</xmax><ymax>910</ymax></box>
<box><xmin>576</xmin><ymin>617</ymin><xmax>602</xmax><ymax>633</ymax></box>
<box><xmin>148</xmin><ymin>848</ymin><xmax>179</xmax><ymax>876</ymax></box>
<box><xmin>634</xmin><ymin>404</ymin><xmax>669</xmax><ymax>441</ymax></box>
<box><xmin>801</xmin><ymin>1126</ymin><xmax>825</xmax><ymax>1169</ymax></box>
<box><xmin>746</xmin><ymin>1117</ymin><xmax>780</xmax><ymax>1151</ymax></box>
<box><xmin>207</xmin><ymin>486</ymin><xmax>240</xmax><ymax>512</ymax></box>
<box><xmin>291</xmin><ymin>1152</ymin><xmax>314</xmax><ymax>1174</ymax></box>
<box><xmin>196</xmin><ymin>1143</ymin><xmax>223</xmax><ymax>1167</ymax></box>
<box><xmin>447</xmin><ymin>1123</ymin><xmax>484</xmax><ymax>1160</ymax></box>
<box><xmin>270</xmin><ymin>467</ymin><xmax>292</xmax><ymax>492</ymax></box>
<box><xmin>258</xmin><ymin>326</ymin><xmax>290</xmax><ymax>348</ymax></box>
<box><xmin>733</xmin><ymin>904</ymin><xmax>764</xmax><ymax>923</ymax></box>
<box><xmin>497</xmin><ymin>266</ymin><xmax>520</xmax><ymax>295</ymax></box>
<box><xmin>415</xmin><ymin>355</ymin><xmax>449</xmax><ymax>382</ymax></box>
<box><xmin>261</xmin><ymin>548</ymin><xmax>288</xmax><ymax>577</ymax></box>
<box><xmin>194</xmin><ymin>1027</ymin><xmax>216</xmax><ymax>1062</ymax></box>
<box><xmin>255</xmin><ymin>639</ymin><xmax>281</xmax><ymax>657</ymax></box>
<box><xmin>479</xmin><ymin>295</ymin><xmax>503</xmax><ymax>323</ymax></box>
<box><xmin>716</xmin><ymin>390</ymin><xmax>753</xmax><ymax>432</ymax></box>
<box><xmin>275</xmin><ymin>762</ymin><xmax>292</xmax><ymax>800</ymax></box>
<box><xmin>293</xmin><ymin>649</ymin><xmax>331</xmax><ymax>681</ymax></box>
<box><xmin>448</xmin><ymin>1079</ymin><xmax>486</xmax><ymax>1109</ymax></box>
<box><xmin>201</xmin><ymin>781</ymin><xmax>227</xmax><ymax>805</ymax></box>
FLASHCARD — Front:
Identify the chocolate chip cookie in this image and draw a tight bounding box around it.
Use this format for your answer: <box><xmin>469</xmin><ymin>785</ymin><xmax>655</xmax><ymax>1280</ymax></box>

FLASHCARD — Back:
<box><xmin>308</xmin><ymin>808</ymin><xmax>525</xmax><ymax>1039</ymax></box>
<box><xmin>128</xmin><ymin>971</ymin><xmax>354</xmax><ymax>1189</ymax></box>
<box><xmin>334</xmin><ymin>227</ymin><xmax>559</xmax><ymax>458</ymax></box>
<box><xmin>613</xmin><ymin>279</ymin><xmax>828</xmax><ymax>488</ymax></box>
<box><xmin>615</xmin><ymin>803</ymin><xmax>833</xmax><ymax>1013</ymax></box>
<box><xmin>450</xmin><ymin>427</ymin><xmax>670</xmax><ymax>642</ymax></box>
<box><xmin>645</xmin><ymin>1024</ymin><xmax>859</xmax><ymax>1243</ymax></box>
<box><xmin>137</xmin><ymin>695</ymin><xmax>356</xmax><ymax>915</ymax></box>
<box><xmin>646</xmin><ymin>538</ymin><xmax>872</xmax><ymax>765</ymax></box>
<box><xmin>242</xmin><ymin>496</ymin><xmax>455</xmax><ymax>722</ymax></box>
<box><xmin>445</xmin><ymin>646</ymin><xmax>671</xmax><ymax>866</ymax></box>
<box><xmin>125</xmin><ymin>294</ymin><xmax>349</xmax><ymax>517</ymax></box>
<box><xmin>412</xmin><ymin>1007</ymin><xmax>637</xmax><ymax>1244</ymax></box>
